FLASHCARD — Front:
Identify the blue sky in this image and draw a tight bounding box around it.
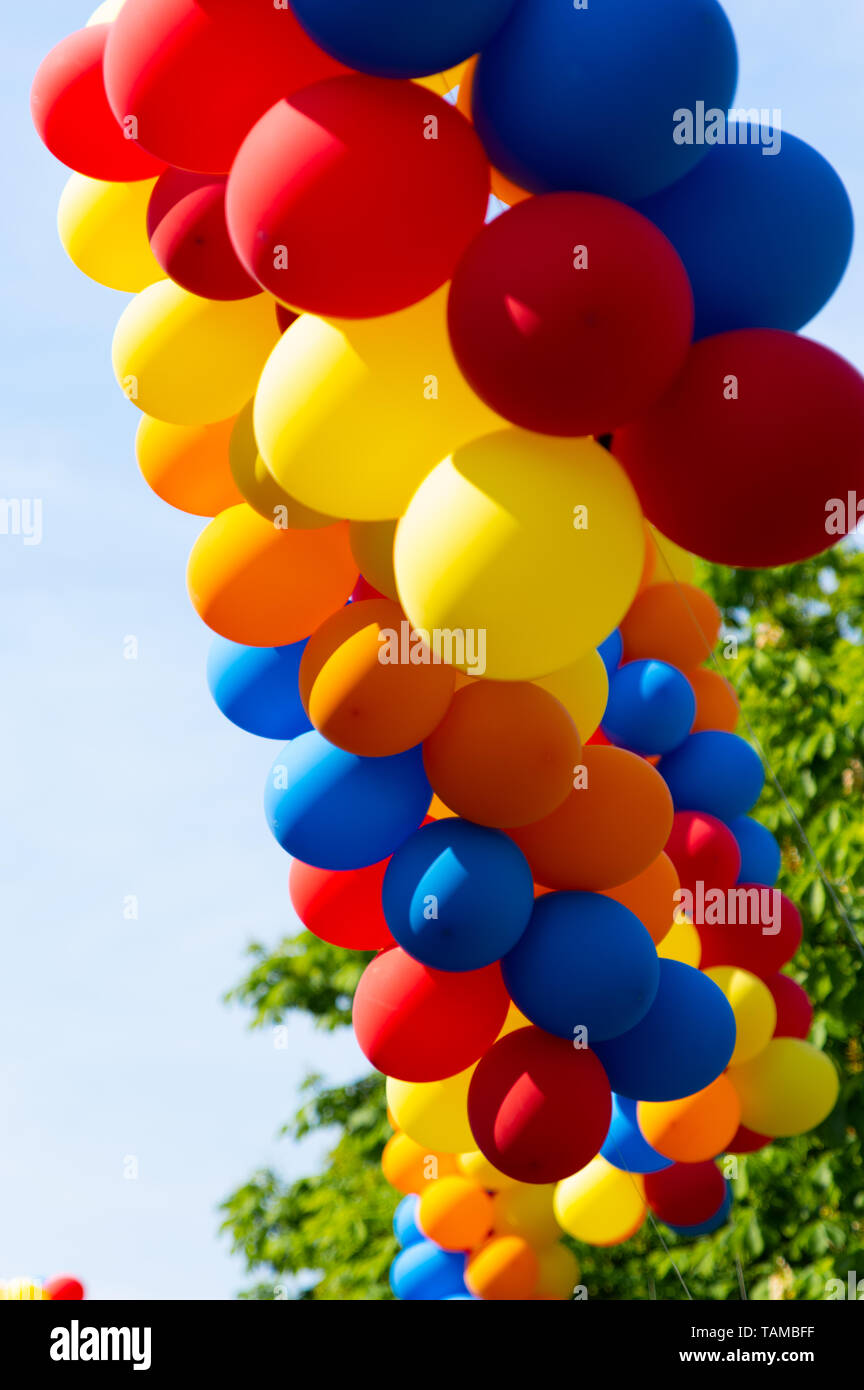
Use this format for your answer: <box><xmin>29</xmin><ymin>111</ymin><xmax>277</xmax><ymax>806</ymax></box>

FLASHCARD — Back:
<box><xmin>1</xmin><ymin>1</ymin><xmax>862</xmax><ymax>1300</ymax></box>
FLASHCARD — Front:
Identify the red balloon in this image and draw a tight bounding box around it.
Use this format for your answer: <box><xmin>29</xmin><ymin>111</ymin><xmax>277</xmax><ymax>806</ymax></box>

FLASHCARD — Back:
<box><xmin>275</xmin><ymin>303</ymin><xmax>299</xmax><ymax>335</ymax></box>
<box><xmin>614</xmin><ymin>331</ymin><xmax>864</xmax><ymax>568</ymax></box>
<box><xmin>467</xmin><ymin>1027</ymin><xmax>612</xmax><ymax>1184</ymax></box>
<box><xmin>447</xmin><ymin>194</ymin><xmax>694</xmax><ymax>436</ymax></box>
<box><xmin>226</xmin><ymin>77</ymin><xmax>490</xmax><ymax>317</ymax></box>
<box><xmin>766</xmin><ymin>972</ymin><xmax>814</xmax><ymax>1040</ymax></box>
<box><xmin>726</xmin><ymin>1124</ymin><xmax>771</xmax><ymax>1155</ymax></box>
<box><xmin>31</xmin><ymin>26</ymin><xmax>165</xmax><ymax>181</ymax></box>
<box><xmin>665</xmin><ymin>811</ymin><xmax>741</xmax><ymax>896</ymax></box>
<box><xmin>352</xmin><ymin>948</ymin><xmax>509</xmax><ymax>1082</ymax></box>
<box><xmin>696</xmin><ymin>887</ymin><xmax>802</xmax><ymax>977</ymax></box>
<box><xmin>289</xmin><ymin>857</ymin><xmax>394</xmax><ymax>952</ymax></box>
<box><xmin>644</xmin><ymin>1161</ymin><xmax>725</xmax><ymax>1227</ymax></box>
<box><xmin>44</xmin><ymin>1275</ymin><xmax>85</xmax><ymax>1301</ymax></box>
<box><xmin>147</xmin><ymin>170</ymin><xmax>260</xmax><ymax>300</ymax></box>
<box><xmin>103</xmin><ymin>0</ymin><xmax>347</xmax><ymax>174</ymax></box>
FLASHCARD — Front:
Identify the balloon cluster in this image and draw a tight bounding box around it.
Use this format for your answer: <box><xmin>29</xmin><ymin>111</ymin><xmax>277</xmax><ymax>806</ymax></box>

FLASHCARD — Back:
<box><xmin>0</xmin><ymin>1275</ymin><xmax>85</xmax><ymax>1301</ymax></box>
<box><xmin>34</xmin><ymin>0</ymin><xmax>853</xmax><ymax>1300</ymax></box>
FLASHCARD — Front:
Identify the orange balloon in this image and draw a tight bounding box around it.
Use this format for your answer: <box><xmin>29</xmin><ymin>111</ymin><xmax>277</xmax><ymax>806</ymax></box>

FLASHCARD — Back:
<box><xmin>456</xmin><ymin>59</ymin><xmax>531</xmax><ymax>206</ymax></box>
<box><xmin>422</xmin><ymin>681</ymin><xmax>581</xmax><ymax>828</ymax></box>
<box><xmin>417</xmin><ymin>1176</ymin><xmax>494</xmax><ymax>1251</ymax></box>
<box><xmin>602</xmin><ymin>852</ymin><xmax>680</xmax><ymax>946</ymax></box>
<box><xmin>638</xmin><ymin>1074</ymin><xmax>740</xmax><ymax>1163</ymax></box>
<box><xmin>187</xmin><ymin>504</ymin><xmax>356</xmax><ymax>646</ymax></box>
<box><xmin>136</xmin><ymin>413</ymin><xmax>243</xmax><ymax>516</ymax></box>
<box><xmin>466</xmin><ymin>1236</ymin><xmax>539</xmax><ymax>1301</ymax></box>
<box><xmin>689</xmin><ymin>667</ymin><xmax>740</xmax><ymax>733</ymax></box>
<box><xmin>621</xmin><ymin>583</ymin><xmax>721</xmax><ymax>671</ymax></box>
<box><xmin>298</xmin><ymin>599</ymin><xmax>456</xmax><ymax>756</ymax></box>
<box><xmin>381</xmin><ymin>1133</ymin><xmax>459</xmax><ymax>1196</ymax></box>
<box><xmin>508</xmin><ymin>745</ymin><xmax>674</xmax><ymax>891</ymax></box>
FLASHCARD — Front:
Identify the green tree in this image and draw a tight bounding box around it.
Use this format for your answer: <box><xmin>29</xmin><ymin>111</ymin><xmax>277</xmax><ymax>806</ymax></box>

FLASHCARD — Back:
<box><xmin>221</xmin><ymin>550</ymin><xmax>864</xmax><ymax>1300</ymax></box>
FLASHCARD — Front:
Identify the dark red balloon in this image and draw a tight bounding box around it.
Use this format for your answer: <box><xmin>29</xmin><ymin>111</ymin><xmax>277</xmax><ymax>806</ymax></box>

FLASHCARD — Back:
<box><xmin>644</xmin><ymin>1161</ymin><xmax>726</xmax><ymax>1227</ymax></box>
<box><xmin>44</xmin><ymin>1275</ymin><xmax>85</xmax><ymax>1301</ymax></box>
<box><xmin>766</xmin><ymin>972</ymin><xmax>814</xmax><ymax>1040</ymax></box>
<box><xmin>726</xmin><ymin>1124</ymin><xmax>771</xmax><ymax>1155</ymax></box>
<box><xmin>696</xmin><ymin>887</ymin><xmax>802</xmax><ymax>977</ymax></box>
<box><xmin>31</xmin><ymin>26</ymin><xmax>165</xmax><ymax>181</ymax></box>
<box><xmin>447</xmin><ymin>193</ymin><xmax>694</xmax><ymax>436</ymax></box>
<box><xmin>665</xmin><ymin>810</ymin><xmax>741</xmax><ymax>896</ymax></box>
<box><xmin>352</xmin><ymin>949</ymin><xmax>509</xmax><ymax>1082</ymax></box>
<box><xmin>275</xmin><ymin>303</ymin><xmax>299</xmax><ymax>335</ymax></box>
<box><xmin>467</xmin><ymin>1026</ymin><xmax>612</xmax><ymax>1184</ymax></box>
<box><xmin>147</xmin><ymin>170</ymin><xmax>260</xmax><ymax>300</ymax></box>
<box><xmin>614</xmin><ymin>330</ymin><xmax>864</xmax><ymax>568</ymax></box>
<box><xmin>289</xmin><ymin>856</ymin><xmax>394</xmax><ymax>952</ymax></box>
<box><xmin>226</xmin><ymin>76</ymin><xmax>490</xmax><ymax>318</ymax></box>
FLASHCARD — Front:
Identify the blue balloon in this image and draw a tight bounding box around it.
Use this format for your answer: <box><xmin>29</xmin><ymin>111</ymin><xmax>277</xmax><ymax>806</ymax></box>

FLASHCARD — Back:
<box><xmin>382</xmin><ymin>818</ymin><xmax>534</xmax><ymax>972</ymax></box>
<box><xmin>390</xmin><ymin>1241</ymin><xmax>468</xmax><ymax>1301</ymax></box>
<box><xmin>290</xmin><ymin>0</ymin><xmax>517</xmax><ymax>78</ymax></box>
<box><xmin>601</xmin><ymin>1095</ymin><xmax>673</xmax><ymax>1175</ymax></box>
<box><xmin>657</xmin><ymin>731</ymin><xmax>764</xmax><ymax>823</ymax></box>
<box><xmin>501</xmin><ymin>891</ymin><xmax>660</xmax><ymax>1043</ymax></box>
<box><xmin>206</xmin><ymin>635</ymin><xmax>311</xmax><ymax>740</ymax></box>
<box><xmin>472</xmin><ymin>0</ymin><xmax>738</xmax><ymax>201</ymax></box>
<box><xmin>728</xmin><ymin>815</ymin><xmax>781</xmax><ymax>887</ymax></box>
<box><xmin>635</xmin><ymin>130</ymin><xmax>854</xmax><ymax>338</ymax></box>
<box><xmin>264</xmin><ymin>732</ymin><xmax>431</xmax><ymax>870</ymax></box>
<box><xmin>443</xmin><ymin>1294</ymin><xmax>477</xmax><ymax>1300</ymax></box>
<box><xmin>597</xmin><ymin>629</ymin><xmax>623</xmax><ymax>677</ymax></box>
<box><xmin>393</xmin><ymin>1194</ymin><xmax>424</xmax><ymax>1249</ymax></box>
<box><xmin>594</xmin><ymin>960</ymin><xmax>736</xmax><ymax>1101</ymax></box>
<box><xmin>665</xmin><ymin>1184</ymin><xmax>732</xmax><ymax>1238</ymax></box>
<box><xmin>602</xmin><ymin>659</ymin><xmax>696</xmax><ymax>756</ymax></box>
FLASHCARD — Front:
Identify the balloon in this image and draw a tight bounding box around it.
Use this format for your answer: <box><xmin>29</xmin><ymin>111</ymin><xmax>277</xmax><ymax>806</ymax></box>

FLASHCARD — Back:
<box><xmin>634</xmin><ymin>130</ymin><xmax>854</xmax><ymax>338</ymax></box>
<box><xmin>135</xmin><ymin>413</ymin><xmax>242</xmax><ymax>516</ymax></box>
<box><xmin>448</xmin><ymin>194</ymin><xmax>693</xmax><ymax>436</ymax></box>
<box><xmin>387</xmin><ymin>1070</ymin><xmax>476</xmax><ymax>1154</ymax></box>
<box><xmin>638</xmin><ymin>1075</ymin><xmax>740</xmax><ymax>1163</ymax></box>
<box><xmin>704</xmin><ymin>967</ymin><xmax>777</xmax><ymax>1065</ymax></box>
<box><xmin>554</xmin><ymin>1158</ymin><xmax>647</xmax><ymax>1247</ymax></box>
<box><xmin>417</xmin><ymin>1176</ymin><xmax>494</xmax><ymax>1251</ymax></box>
<box><xmin>103</xmin><ymin>0</ymin><xmax>347</xmax><ymax>175</ymax></box>
<box><xmin>657</xmin><ymin>916</ymin><xmax>702</xmax><ymax>969</ymax></box>
<box><xmin>728</xmin><ymin>1038</ymin><xmax>839</xmax><ymax>1138</ymax></box>
<box><xmin>729</xmin><ymin>816</ymin><xmax>781</xmax><ymax>887</ymax></box>
<box><xmin>88</xmin><ymin>1</ymin><xmax>125</xmax><ymax>20</ymax></box>
<box><xmin>695</xmin><ymin>887</ymin><xmax>802</xmax><ymax>977</ymax></box>
<box><xmin>620</xmin><ymin>584</ymin><xmax>721</xmax><ymax>671</ymax></box>
<box><xmin>613</xmin><ymin>330</ymin><xmax>864</xmax><ymax>568</ymax></box>
<box><xmin>31</xmin><ymin>26</ymin><xmax>165</xmax><ymax>181</ymax></box>
<box><xmin>352</xmin><ymin>948</ymin><xmax>509</xmax><ymax>1081</ymax></box>
<box><xmin>382</xmin><ymin>1133</ymin><xmax>459</xmax><ymax>1195</ymax></box>
<box><xmin>601</xmin><ymin>853</ymin><xmax>680</xmax><ymax>947</ymax></box>
<box><xmin>396</xmin><ymin>430</ymin><xmax>645</xmax><ymax>680</ymax></box>
<box><xmin>665</xmin><ymin>1185</ymin><xmax>732</xmax><ymax>1239</ymax></box>
<box><xmin>147</xmin><ymin>169</ymin><xmax>259</xmax><ymax>300</ymax></box>
<box><xmin>349</xmin><ymin>521</ymin><xmax>399</xmax><ymax>602</ymax></box>
<box><xmin>58</xmin><ymin>174</ymin><xmax>162</xmax><ymax>292</ymax></box>
<box><xmin>264</xmin><ymin>733</ymin><xmax>431</xmax><ymax>870</ymax></box>
<box><xmin>206</xmin><ymin>635</ymin><xmax>311</xmax><ymax>740</ymax></box>
<box><xmin>390</xmin><ymin>1241</ymin><xmax>468</xmax><ymax>1300</ymax></box>
<box><xmin>502</xmin><ymin>891</ymin><xmax>659</xmax><ymax>1042</ymax></box>
<box><xmin>421</xmin><ymin>682</ymin><xmax>580</xmax><ymax>829</ymax></box>
<box><xmin>767</xmin><ymin>973</ymin><xmax>814</xmax><ymax>1041</ymax></box>
<box><xmin>43</xmin><ymin>1276</ymin><xmax>85</xmax><ymax>1301</ymax></box>
<box><xmin>382</xmin><ymin>819</ymin><xmax>534</xmax><ymax>971</ymax></box>
<box><xmin>534</xmin><ymin>1245</ymin><xmax>580</xmax><ymax>1301</ymax></box>
<box><xmin>457</xmin><ymin>1150</ymin><xmax>517</xmax><ymax>1193</ymax></box>
<box><xmin>601</xmin><ymin>1095</ymin><xmax>672</xmax><ymax>1175</ymax></box>
<box><xmin>644</xmin><ymin>1161</ymin><xmax>726</xmax><ymax>1228</ymax></box>
<box><xmin>594</xmin><ymin>960</ymin><xmax>736</xmax><ymax>1102</ymax></box>
<box><xmin>298</xmin><ymin>600</ymin><xmax>456</xmax><ymax>757</ymax></box>
<box><xmin>289</xmin><ymin>856</ymin><xmax>395</xmax><ymax>952</ymax></box>
<box><xmin>228</xmin><ymin>402</ymin><xmax>333</xmax><ymax>529</ymax></box>
<box><xmin>533</xmin><ymin>649</ymin><xmax>609</xmax><ymax>742</ymax></box>
<box><xmin>113</xmin><ymin>280</ymin><xmax>279</xmax><ymax>426</ymax></box>
<box><xmin>665</xmin><ymin>811</ymin><xmax>742</xmax><ymax>896</ymax></box>
<box><xmin>601</xmin><ymin>660</ymin><xmax>696</xmax><ymax>756</ymax></box>
<box><xmin>465</xmin><ymin>1236</ymin><xmax>538</xmax><ymax>1301</ymax></box>
<box><xmin>254</xmin><ymin>289</ymin><xmax>501</xmax><ymax>522</ymax></box>
<box><xmin>188</xmin><ymin>507</ymin><xmax>355</xmax><ymax>647</ymax></box>
<box><xmin>467</xmin><ymin>1026</ymin><xmax>611</xmax><ymax>1184</ymax></box>
<box><xmin>726</xmin><ymin>1124</ymin><xmax>771</xmax><ymax>1156</ymax></box>
<box><xmin>393</xmin><ymin>1194</ymin><xmax>424</xmax><ymax>1249</ymax></box>
<box><xmin>644</xmin><ymin>530</ymin><xmax>696</xmax><ymax>590</ymax></box>
<box><xmin>471</xmin><ymin>0</ymin><xmax>737</xmax><ymax>201</ymax></box>
<box><xmin>597</xmin><ymin>630</ymin><xmax>623</xmax><ymax>677</ymax></box>
<box><xmin>226</xmin><ymin>78</ymin><xmax>489</xmax><ymax>317</ymax></box>
<box><xmin>508</xmin><ymin>746</ymin><xmax>674</xmax><ymax>892</ymax></box>
<box><xmin>658</xmin><ymin>732</ymin><xmax>765</xmax><ymax>823</ymax></box>
<box><xmin>491</xmin><ymin>1184</ymin><xmax>561</xmax><ymax>1247</ymax></box>
<box><xmin>689</xmin><ymin>668</ymin><xmax>740</xmax><ymax>734</ymax></box>
<box><xmin>290</xmin><ymin>0</ymin><xmax>516</xmax><ymax>78</ymax></box>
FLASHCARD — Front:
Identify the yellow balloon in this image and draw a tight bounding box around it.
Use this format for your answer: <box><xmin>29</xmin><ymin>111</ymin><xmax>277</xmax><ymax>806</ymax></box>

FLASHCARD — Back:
<box><xmin>492</xmin><ymin>1184</ymin><xmax>562</xmax><ymax>1247</ymax></box>
<box><xmin>0</xmin><ymin>1278</ymin><xmax>47</xmax><ymax>1300</ymax></box>
<box><xmin>387</xmin><ymin>1069</ymin><xmax>476</xmax><ymax>1154</ymax></box>
<box><xmin>728</xmin><ymin>1038</ymin><xmax>839</xmax><ymax>1138</ymax></box>
<box><xmin>534</xmin><ymin>1244</ymin><xmax>581</xmax><ymax>1300</ymax></box>
<box><xmin>254</xmin><ymin>288</ymin><xmax>502</xmax><ymax>520</ymax></box>
<box><xmin>414</xmin><ymin>61</ymin><xmax>470</xmax><ymax>96</ymax></box>
<box><xmin>229</xmin><ymin>400</ymin><xmax>335</xmax><ymax>528</ymax></box>
<box><xmin>658</xmin><ymin>916</ymin><xmax>702</xmax><ymax>968</ymax></box>
<box><xmin>705</xmin><ymin>967</ymin><xmax>777</xmax><ymax>1066</ymax></box>
<box><xmin>58</xmin><ymin>173</ymin><xmax>162</xmax><ymax>293</ymax></box>
<box><xmin>457</xmin><ymin>1149</ymin><xmax>519</xmax><ymax>1192</ymax></box>
<box><xmin>349</xmin><ymin>519</ymin><xmax>399</xmax><ymax>600</ymax></box>
<box><xmin>497</xmin><ymin>1001</ymin><xmax>532</xmax><ymax>1039</ymax></box>
<box><xmin>87</xmin><ymin>0</ymin><xmax>125</xmax><ymax>22</ymax></box>
<box><xmin>113</xmin><ymin>280</ymin><xmax>278</xmax><ymax>426</ymax></box>
<box><xmin>534</xmin><ymin>648</ymin><xmax>609</xmax><ymax>741</ymax></box>
<box><xmin>645</xmin><ymin>527</ymin><xmax>696</xmax><ymax>588</ymax></box>
<box><xmin>395</xmin><ymin>430</ymin><xmax>645</xmax><ymax>680</ymax></box>
<box><xmin>554</xmin><ymin>1158</ymin><xmax>647</xmax><ymax>1247</ymax></box>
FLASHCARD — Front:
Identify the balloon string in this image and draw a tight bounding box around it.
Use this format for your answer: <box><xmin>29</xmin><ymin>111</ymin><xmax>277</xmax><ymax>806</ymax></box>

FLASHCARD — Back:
<box><xmin>735</xmin><ymin>1255</ymin><xmax>749</xmax><ymax>1301</ymax></box>
<box><xmin>606</xmin><ymin>1135</ymin><xmax>694</xmax><ymax>1301</ymax></box>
